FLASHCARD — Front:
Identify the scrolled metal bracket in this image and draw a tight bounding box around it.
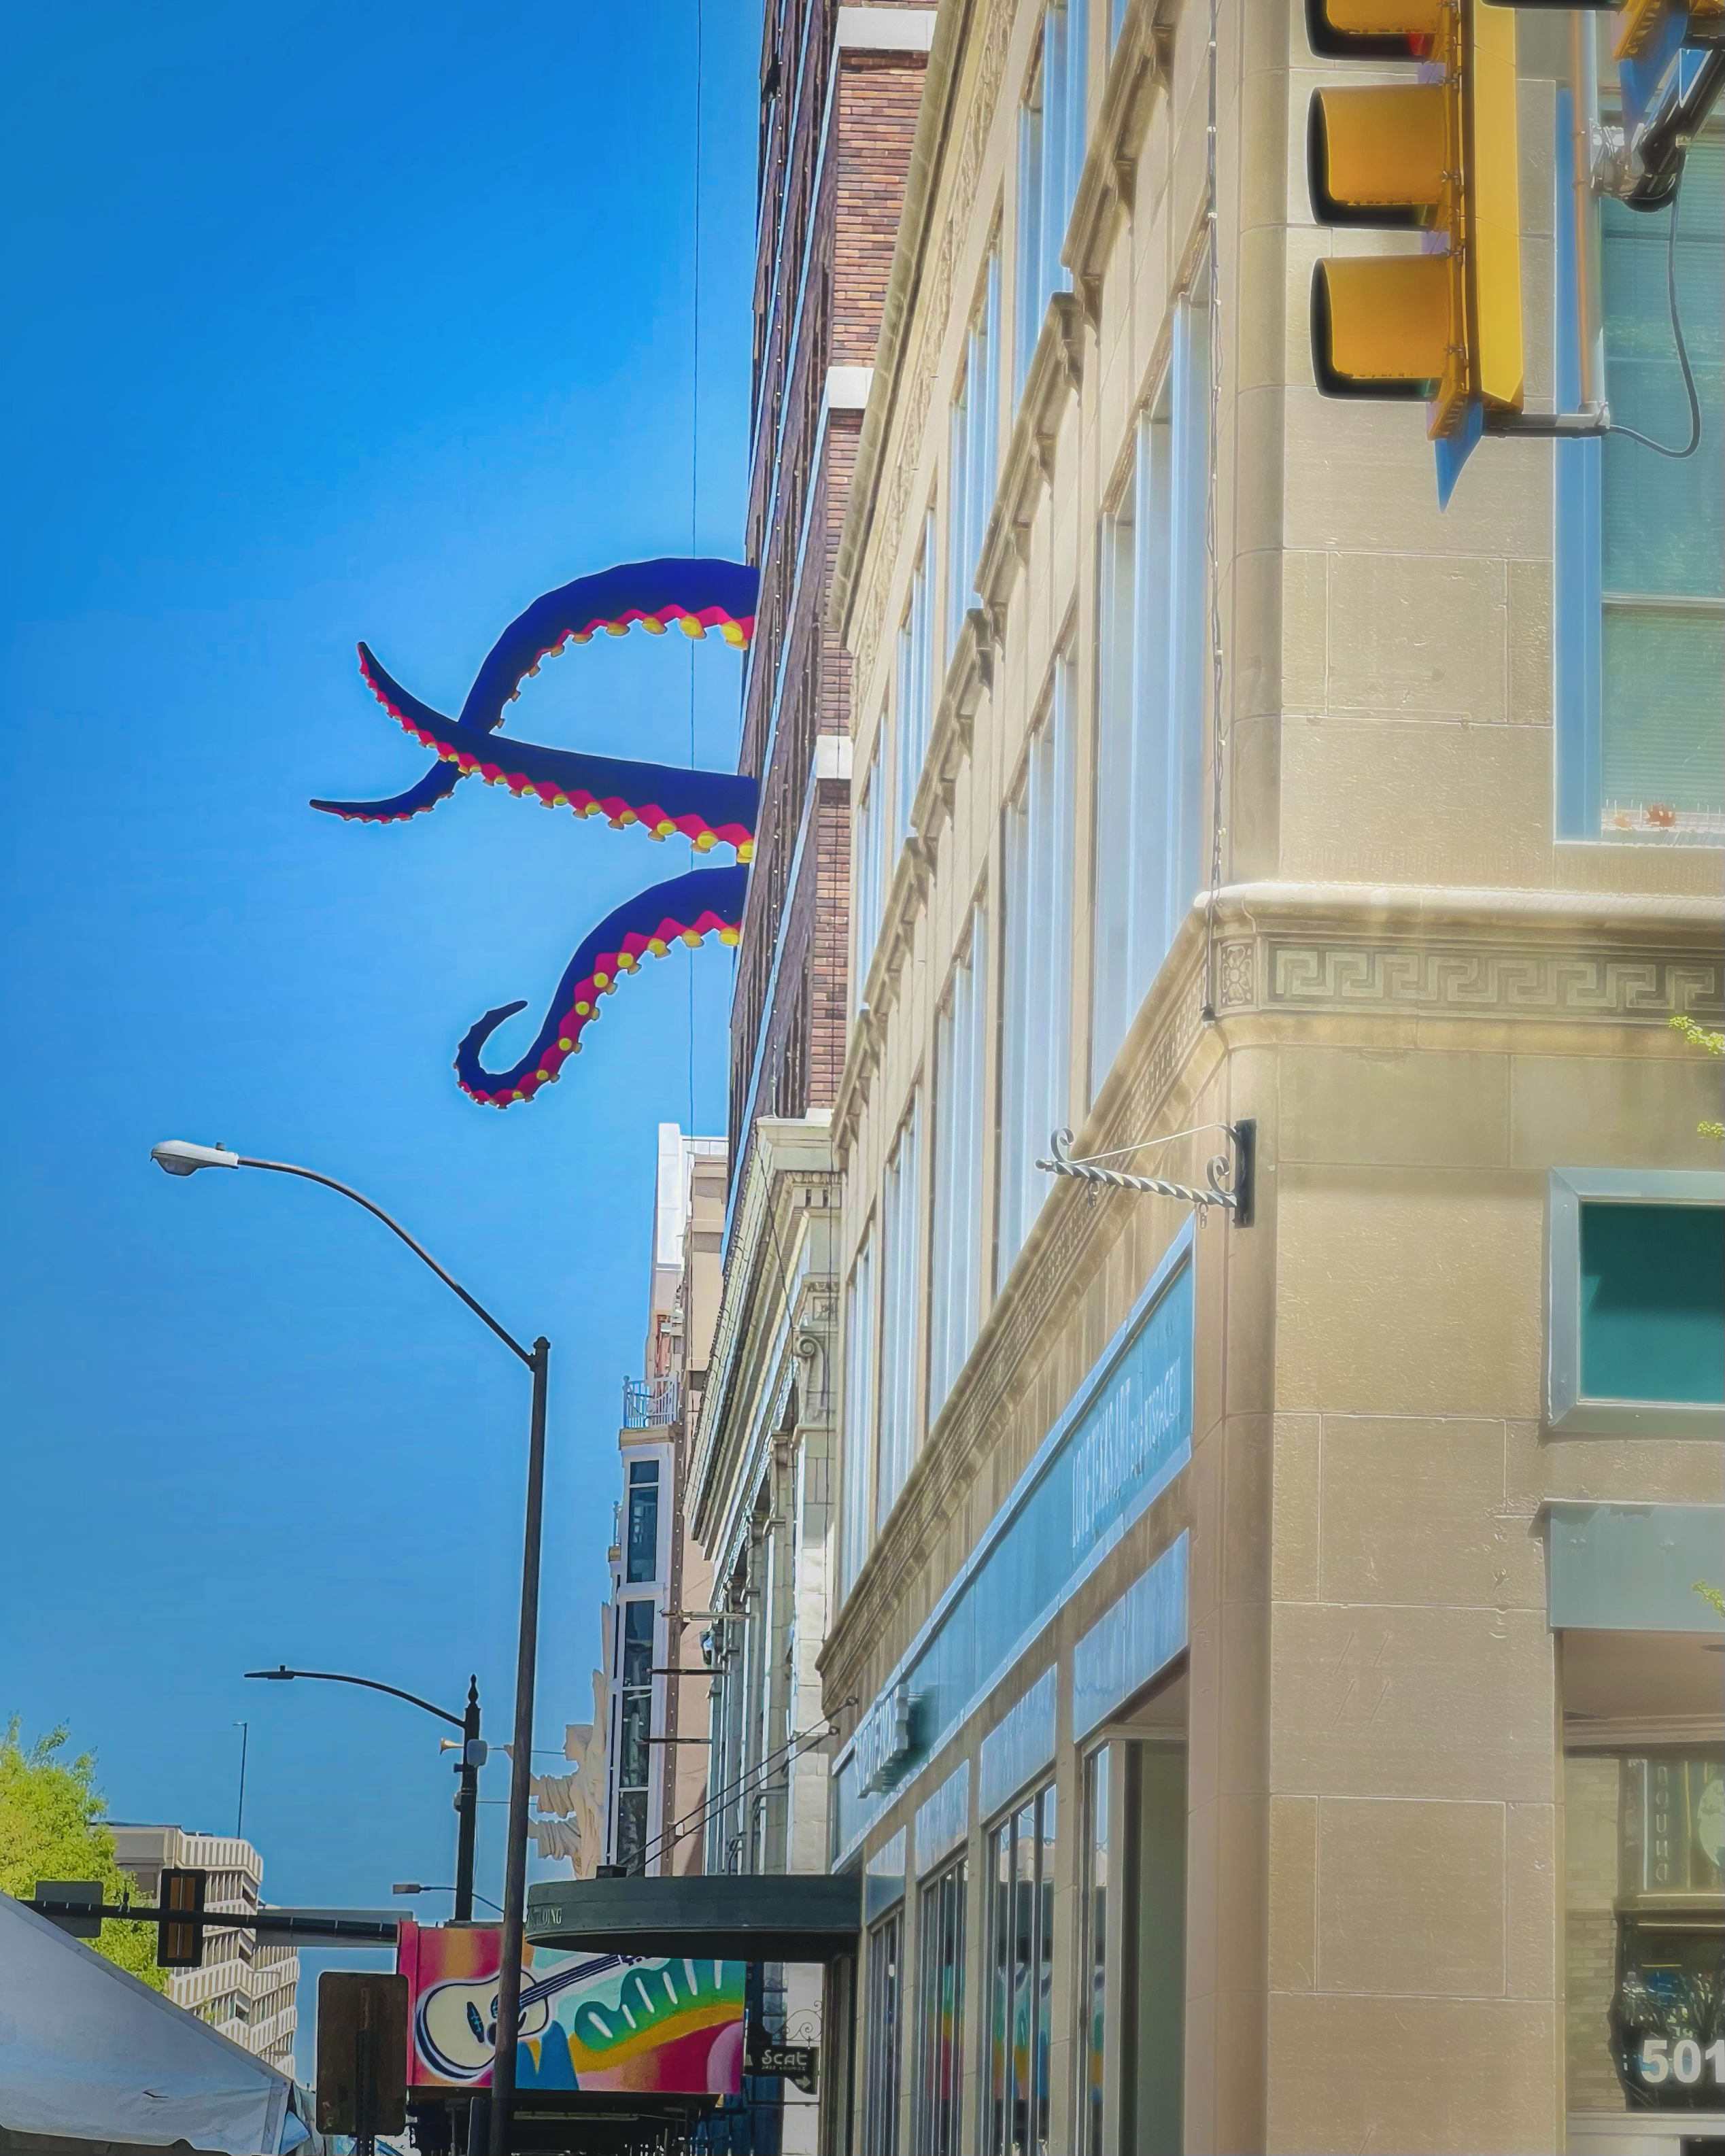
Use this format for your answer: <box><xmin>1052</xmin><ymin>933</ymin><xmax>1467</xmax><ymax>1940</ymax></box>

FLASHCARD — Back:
<box><xmin>1036</xmin><ymin>1118</ymin><xmax>1254</xmax><ymax>1227</ymax></box>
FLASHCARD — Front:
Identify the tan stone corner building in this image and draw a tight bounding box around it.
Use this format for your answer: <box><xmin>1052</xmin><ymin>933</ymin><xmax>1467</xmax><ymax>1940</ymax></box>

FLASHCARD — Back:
<box><xmin>814</xmin><ymin>0</ymin><xmax>1723</xmax><ymax>2151</ymax></box>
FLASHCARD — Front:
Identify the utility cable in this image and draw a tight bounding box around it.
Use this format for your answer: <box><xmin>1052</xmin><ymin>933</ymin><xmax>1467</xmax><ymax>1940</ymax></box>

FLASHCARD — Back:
<box><xmin>1200</xmin><ymin>0</ymin><xmax>1226</xmax><ymax>1023</ymax></box>
<box><xmin>1607</xmin><ymin>185</ymin><xmax>1701</xmax><ymax>461</ymax></box>
<box><xmin>636</xmin><ymin>1711</ymin><xmax>834</xmax><ymax>1873</ymax></box>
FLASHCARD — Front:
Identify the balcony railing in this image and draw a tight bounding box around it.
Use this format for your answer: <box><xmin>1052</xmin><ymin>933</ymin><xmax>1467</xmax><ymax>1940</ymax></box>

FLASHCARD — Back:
<box><xmin>621</xmin><ymin>1374</ymin><xmax>679</xmax><ymax>1428</ymax></box>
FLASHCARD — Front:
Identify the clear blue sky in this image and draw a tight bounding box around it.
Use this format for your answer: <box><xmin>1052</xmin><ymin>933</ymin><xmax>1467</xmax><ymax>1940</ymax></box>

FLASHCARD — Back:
<box><xmin>1</xmin><ymin>0</ymin><xmax>756</xmax><ymax>2070</ymax></box>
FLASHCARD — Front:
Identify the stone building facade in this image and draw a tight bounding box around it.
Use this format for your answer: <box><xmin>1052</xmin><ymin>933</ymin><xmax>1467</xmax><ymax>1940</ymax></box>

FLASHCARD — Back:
<box><xmin>820</xmin><ymin>2</ymin><xmax>1722</xmax><ymax>2152</ymax></box>
<box><xmin>596</xmin><ymin>1125</ymin><xmax>724</xmax><ymax>1879</ymax></box>
<box><xmin>109</xmin><ymin>1824</ymin><xmax>298</xmax><ymax>2071</ymax></box>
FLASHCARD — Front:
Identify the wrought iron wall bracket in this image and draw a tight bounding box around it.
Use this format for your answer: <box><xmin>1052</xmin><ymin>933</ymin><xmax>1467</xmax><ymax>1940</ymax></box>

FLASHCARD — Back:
<box><xmin>1036</xmin><ymin>1119</ymin><xmax>1254</xmax><ymax>1226</ymax></box>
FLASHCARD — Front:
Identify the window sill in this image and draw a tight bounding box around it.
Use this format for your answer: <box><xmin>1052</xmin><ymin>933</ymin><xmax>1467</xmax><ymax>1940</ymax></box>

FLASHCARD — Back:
<box><xmin>976</xmin><ymin>293</ymin><xmax>1084</xmax><ymax>619</ymax></box>
<box><xmin>1063</xmin><ymin>0</ymin><xmax>1167</xmax><ymax>323</ymax></box>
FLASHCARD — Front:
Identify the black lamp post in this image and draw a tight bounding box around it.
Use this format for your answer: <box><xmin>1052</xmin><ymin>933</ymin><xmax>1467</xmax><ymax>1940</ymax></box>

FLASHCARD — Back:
<box><xmin>154</xmin><ymin>1140</ymin><xmax>547</xmax><ymax>2153</ymax></box>
<box><xmin>245</xmin><ymin>1666</ymin><xmax>485</xmax><ymax>1922</ymax></box>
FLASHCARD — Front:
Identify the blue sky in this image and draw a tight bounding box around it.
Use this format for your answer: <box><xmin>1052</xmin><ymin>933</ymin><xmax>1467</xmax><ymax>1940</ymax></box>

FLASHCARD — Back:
<box><xmin>1</xmin><ymin>0</ymin><xmax>757</xmax><ymax>2069</ymax></box>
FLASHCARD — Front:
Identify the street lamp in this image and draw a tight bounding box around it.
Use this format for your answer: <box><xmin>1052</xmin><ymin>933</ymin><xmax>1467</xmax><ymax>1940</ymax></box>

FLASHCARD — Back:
<box><xmin>394</xmin><ymin>1882</ymin><xmax>505</xmax><ymax>1915</ymax></box>
<box><xmin>245</xmin><ymin>1665</ymin><xmax>485</xmax><ymax>1923</ymax></box>
<box><xmin>154</xmin><ymin>1140</ymin><xmax>547</xmax><ymax>2153</ymax></box>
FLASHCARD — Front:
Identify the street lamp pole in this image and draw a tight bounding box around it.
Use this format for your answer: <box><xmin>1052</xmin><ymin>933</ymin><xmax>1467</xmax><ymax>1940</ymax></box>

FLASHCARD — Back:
<box><xmin>244</xmin><ymin>1664</ymin><xmax>483</xmax><ymax>1922</ymax></box>
<box><xmin>155</xmin><ymin>1141</ymin><xmax>546</xmax><ymax>2147</ymax></box>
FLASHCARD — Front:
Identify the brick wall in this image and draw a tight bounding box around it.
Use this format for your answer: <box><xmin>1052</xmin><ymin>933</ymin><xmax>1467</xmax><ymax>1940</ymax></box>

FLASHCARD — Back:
<box><xmin>728</xmin><ymin>17</ymin><xmax>925</xmax><ymax>1192</ymax></box>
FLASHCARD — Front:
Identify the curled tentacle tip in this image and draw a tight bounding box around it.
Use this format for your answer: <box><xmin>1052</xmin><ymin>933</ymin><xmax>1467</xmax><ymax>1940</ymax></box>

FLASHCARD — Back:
<box><xmin>605</xmin><ymin>621</ymin><xmax>628</xmax><ymax>637</ymax></box>
<box><xmin>677</xmin><ymin>615</ymin><xmax>704</xmax><ymax>640</ymax></box>
<box><xmin>738</xmin><ymin>842</ymin><xmax>753</xmax><ymax>863</ymax></box>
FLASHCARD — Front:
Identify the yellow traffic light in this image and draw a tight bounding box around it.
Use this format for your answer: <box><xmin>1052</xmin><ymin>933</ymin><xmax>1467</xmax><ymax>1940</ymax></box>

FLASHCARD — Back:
<box><xmin>1308</xmin><ymin>0</ymin><xmax>1524</xmax><ymax>434</ymax></box>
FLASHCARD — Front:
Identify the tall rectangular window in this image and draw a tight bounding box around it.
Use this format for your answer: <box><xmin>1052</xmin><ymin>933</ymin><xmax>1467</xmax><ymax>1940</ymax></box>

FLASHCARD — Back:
<box><xmin>984</xmin><ymin>1783</ymin><xmax>1057</xmax><ymax>2156</ymax></box>
<box><xmin>1014</xmin><ymin>0</ymin><xmax>1090</xmax><ymax>400</ymax></box>
<box><xmin>864</xmin><ymin>1908</ymin><xmax>904</xmax><ymax>2156</ymax></box>
<box><xmin>624</xmin><ymin>1458</ymin><xmax>660</xmax><ymax>1584</ymax></box>
<box><xmin>1557</xmin><ymin>129</ymin><xmax>1723</xmax><ymax>840</ymax></box>
<box><xmin>914</xmin><ymin>1860</ymin><xmax>967</xmax><ymax>2156</ymax></box>
<box><xmin>876</xmin><ymin>1096</ymin><xmax>923</xmax><ymax>1527</ymax></box>
<box><xmin>929</xmin><ymin>904</ymin><xmax>989</xmax><ymax>1418</ymax></box>
<box><xmin>895</xmin><ymin>513</ymin><xmax>938</xmax><ymax>848</ymax></box>
<box><xmin>1078</xmin><ymin>1747</ymin><xmax>1110</xmax><ymax>2156</ymax></box>
<box><xmin>614</xmin><ymin>1598</ymin><xmax>654</xmax><ymax>1871</ymax></box>
<box><xmin>950</xmin><ymin>247</ymin><xmax>1004</xmax><ymax>655</ymax></box>
<box><xmin>841</xmin><ymin>1229</ymin><xmax>878</xmax><ymax>1594</ymax></box>
<box><xmin>998</xmin><ymin>657</ymin><xmax>1076</xmax><ymax>1282</ymax></box>
<box><xmin>855</xmin><ymin>730</ymin><xmax>887</xmax><ymax>1006</ymax></box>
<box><xmin>1091</xmin><ymin>291</ymin><xmax>1212</xmax><ymax>1087</ymax></box>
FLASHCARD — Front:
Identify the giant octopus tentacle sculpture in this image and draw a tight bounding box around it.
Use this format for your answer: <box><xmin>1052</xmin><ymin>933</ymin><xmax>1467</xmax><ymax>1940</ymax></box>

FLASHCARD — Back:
<box><xmin>315</xmin><ymin>558</ymin><xmax>758</xmax><ymax>1106</ymax></box>
<box><xmin>456</xmin><ymin>866</ymin><xmax>747</xmax><ymax>1107</ymax></box>
<box><xmin>312</xmin><ymin>557</ymin><xmax>759</xmax><ymax>856</ymax></box>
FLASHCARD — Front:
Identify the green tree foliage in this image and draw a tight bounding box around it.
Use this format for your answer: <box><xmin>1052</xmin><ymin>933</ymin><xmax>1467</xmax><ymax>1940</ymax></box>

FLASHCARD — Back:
<box><xmin>0</xmin><ymin>1718</ymin><xmax>167</xmax><ymax>1990</ymax></box>
<box><xmin>1669</xmin><ymin>1014</ymin><xmax>1725</xmax><ymax>1142</ymax></box>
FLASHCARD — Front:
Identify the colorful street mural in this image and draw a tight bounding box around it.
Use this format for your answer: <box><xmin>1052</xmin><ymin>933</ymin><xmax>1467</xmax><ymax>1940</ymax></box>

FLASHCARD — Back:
<box><xmin>395</xmin><ymin>1919</ymin><xmax>745</xmax><ymax>2096</ymax></box>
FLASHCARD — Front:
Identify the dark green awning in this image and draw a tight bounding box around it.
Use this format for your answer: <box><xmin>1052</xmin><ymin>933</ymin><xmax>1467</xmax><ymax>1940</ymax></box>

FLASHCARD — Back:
<box><xmin>525</xmin><ymin>1872</ymin><xmax>860</xmax><ymax>1962</ymax></box>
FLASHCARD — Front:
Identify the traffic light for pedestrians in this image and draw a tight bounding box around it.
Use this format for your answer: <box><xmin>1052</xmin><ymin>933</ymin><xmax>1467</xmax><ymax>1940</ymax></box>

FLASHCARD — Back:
<box><xmin>157</xmin><ymin>1868</ymin><xmax>207</xmax><ymax>1970</ymax></box>
<box><xmin>1308</xmin><ymin>0</ymin><xmax>1524</xmax><ymax>442</ymax></box>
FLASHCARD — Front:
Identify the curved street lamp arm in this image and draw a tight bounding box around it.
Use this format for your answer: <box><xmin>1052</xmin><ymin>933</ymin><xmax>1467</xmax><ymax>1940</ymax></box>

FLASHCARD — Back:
<box><xmin>235</xmin><ymin>1158</ymin><xmax>532</xmax><ymax>1365</ymax></box>
<box><xmin>244</xmin><ymin>1666</ymin><xmax>465</xmax><ymax>1729</ymax></box>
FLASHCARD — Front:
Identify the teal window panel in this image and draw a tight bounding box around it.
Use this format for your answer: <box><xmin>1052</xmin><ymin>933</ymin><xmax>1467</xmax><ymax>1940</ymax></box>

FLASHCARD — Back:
<box><xmin>1579</xmin><ymin>1201</ymin><xmax>1725</xmax><ymax>1405</ymax></box>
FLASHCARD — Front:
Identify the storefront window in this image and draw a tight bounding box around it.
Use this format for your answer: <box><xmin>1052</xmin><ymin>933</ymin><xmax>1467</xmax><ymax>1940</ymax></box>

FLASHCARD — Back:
<box><xmin>1079</xmin><ymin>1747</ymin><xmax>1110</xmax><ymax>2156</ymax></box>
<box><xmin>864</xmin><ymin>1908</ymin><xmax>904</xmax><ymax>2155</ymax></box>
<box><xmin>915</xmin><ymin>1860</ymin><xmax>966</xmax><ymax>2156</ymax></box>
<box><xmin>985</xmin><ymin>1783</ymin><xmax>1057</xmax><ymax>2156</ymax></box>
<box><xmin>1565</xmin><ymin>1749</ymin><xmax>1725</xmax><ymax>2117</ymax></box>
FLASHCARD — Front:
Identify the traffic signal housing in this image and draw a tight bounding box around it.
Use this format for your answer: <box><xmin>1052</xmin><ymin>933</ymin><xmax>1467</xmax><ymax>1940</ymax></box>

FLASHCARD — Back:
<box><xmin>1308</xmin><ymin>0</ymin><xmax>1525</xmax><ymax>438</ymax></box>
<box><xmin>157</xmin><ymin>1867</ymin><xmax>207</xmax><ymax>1970</ymax></box>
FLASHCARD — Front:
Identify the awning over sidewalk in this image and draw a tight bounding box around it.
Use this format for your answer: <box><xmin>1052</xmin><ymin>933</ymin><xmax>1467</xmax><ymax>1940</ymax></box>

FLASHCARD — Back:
<box><xmin>0</xmin><ymin>1894</ymin><xmax>302</xmax><ymax>2156</ymax></box>
<box><xmin>525</xmin><ymin>1872</ymin><xmax>861</xmax><ymax>1962</ymax></box>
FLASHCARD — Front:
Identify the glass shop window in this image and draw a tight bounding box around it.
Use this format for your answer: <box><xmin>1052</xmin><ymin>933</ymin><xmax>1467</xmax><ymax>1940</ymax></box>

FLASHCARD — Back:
<box><xmin>864</xmin><ymin>1906</ymin><xmax>904</xmax><ymax>2156</ymax></box>
<box><xmin>625</xmin><ymin>1458</ymin><xmax>660</xmax><ymax>1584</ymax></box>
<box><xmin>914</xmin><ymin>1858</ymin><xmax>968</xmax><ymax>2156</ymax></box>
<box><xmin>614</xmin><ymin>1598</ymin><xmax>655</xmax><ymax>1872</ymax></box>
<box><xmin>1565</xmin><ymin>1748</ymin><xmax>1725</xmax><ymax>2117</ymax></box>
<box><xmin>1076</xmin><ymin>1739</ymin><xmax>1186</xmax><ymax>2149</ymax></box>
<box><xmin>985</xmin><ymin>1782</ymin><xmax>1057</xmax><ymax>2156</ymax></box>
<box><xmin>1581</xmin><ymin>1202</ymin><xmax>1725</xmax><ymax>1407</ymax></box>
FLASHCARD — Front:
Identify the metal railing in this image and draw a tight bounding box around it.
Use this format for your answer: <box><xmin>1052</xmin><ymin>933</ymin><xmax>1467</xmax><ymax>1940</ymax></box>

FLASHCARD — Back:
<box><xmin>621</xmin><ymin>1375</ymin><xmax>680</xmax><ymax>1428</ymax></box>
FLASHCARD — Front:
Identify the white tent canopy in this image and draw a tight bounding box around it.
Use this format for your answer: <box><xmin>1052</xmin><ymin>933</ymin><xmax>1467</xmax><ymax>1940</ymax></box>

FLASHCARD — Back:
<box><xmin>0</xmin><ymin>1895</ymin><xmax>302</xmax><ymax>2156</ymax></box>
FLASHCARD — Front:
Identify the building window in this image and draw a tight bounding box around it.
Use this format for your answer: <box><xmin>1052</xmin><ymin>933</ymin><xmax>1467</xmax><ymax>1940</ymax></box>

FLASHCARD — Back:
<box><xmin>1078</xmin><ymin>1746</ymin><xmax>1110</xmax><ymax>2156</ymax></box>
<box><xmin>985</xmin><ymin>1783</ymin><xmax>1057</xmax><ymax>2156</ymax></box>
<box><xmin>1014</xmin><ymin>0</ymin><xmax>1089</xmax><ymax>400</ymax></box>
<box><xmin>841</xmin><ymin>1227</ymin><xmax>878</xmax><ymax>1594</ymax></box>
<box><xmin>929</xmin><ymin>903</ymin><xmax>989</xmax><ymax>1419</ymax></box>
<box><xmin>997</xmin><ymin>655</ymin><xmax>1076</xmax><ymax>1282</ymax></box>
<box><xmin>915</xmin><ymin>1860</ymin><xmax>967</xmax><ymax>2156</ymax></box>
<box><xmin>855</xmin><ymin>730</ymin><xmax>887</xmax><ymax>1007</ymax></box>
<box><xmin>1091</xmin><ymin>292</ymin><xmax>1211</xmax><ymax>1090</ymax></box>
<box><xmin>1546</xmin><ymin>1169</ymin><xmax>1725</xmax><ymax>1435</ymax></box>
<box><xmin>896</xmin><ymin>513</ymin><xmax>938</xmax><ymax>850</ymax></box>
<box><xmin>614</xmin><ymin>1598</ymin><xmax>654</xmax><ymax>1871</ymax></box>
<box><xmin>624</xmin><ymin>1458</ymin><xmax>660</xmax><ymax>1584</ymax></box>
<box><xmin>950</xmin><ymin>246</ymin><xmax>1004</xmax><ymax>655</ymax></box>
<box><xmin>864</xmin><ymin>1907</ymin><xmax>904</xmax><ymax>2156</ymax></box>
<box><xmin>876</xmin><ymin>1095</ymin><xmax>924</xmax><ymax>1528</ymax></box>
<box><xmin>1556</xmin><ymin>129</ymin><xmax>1723</xmax><ymax>841</ymax></box>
